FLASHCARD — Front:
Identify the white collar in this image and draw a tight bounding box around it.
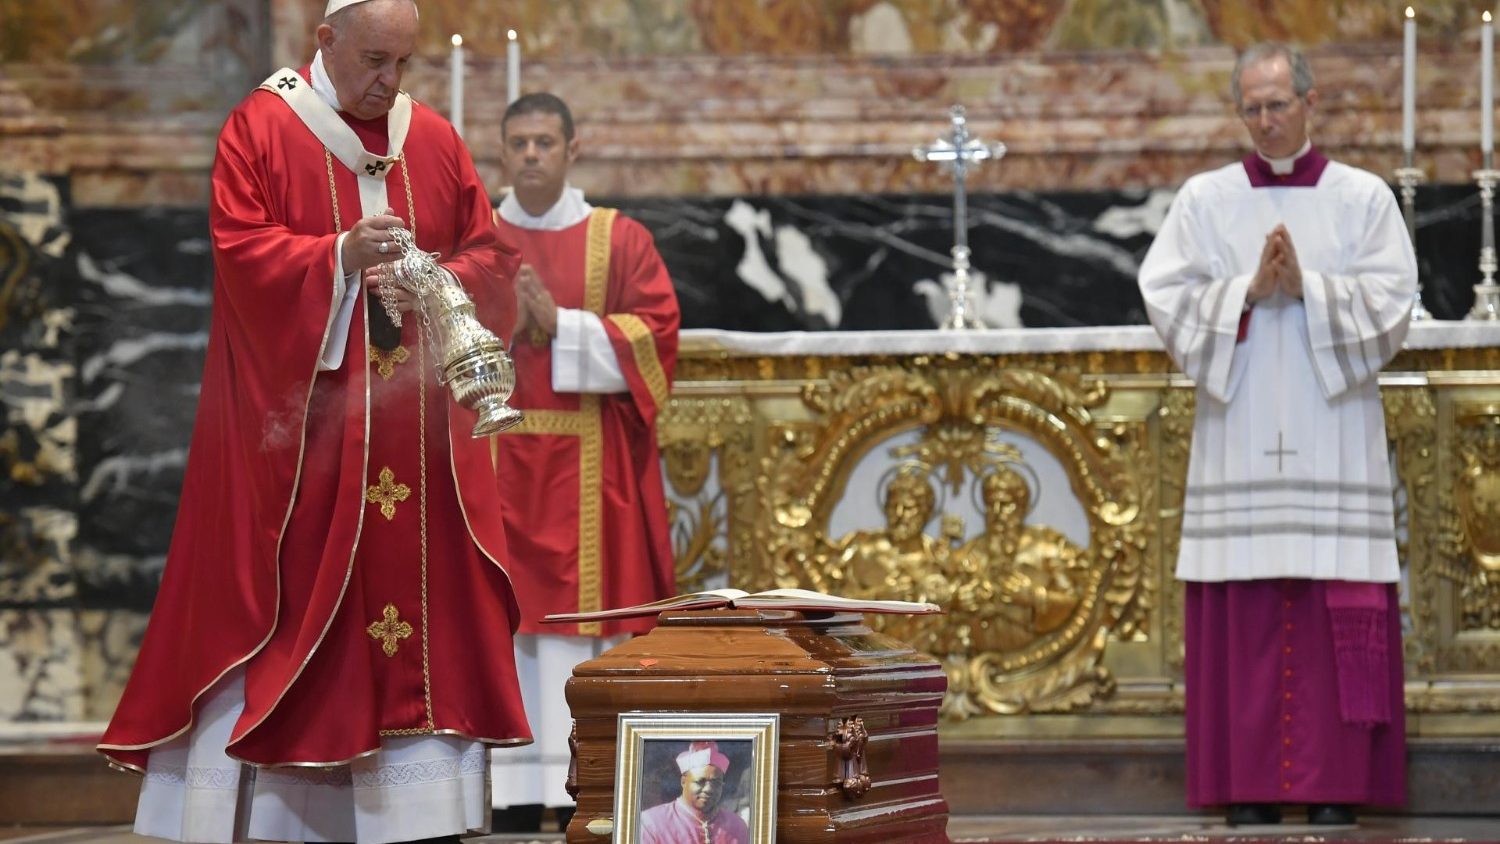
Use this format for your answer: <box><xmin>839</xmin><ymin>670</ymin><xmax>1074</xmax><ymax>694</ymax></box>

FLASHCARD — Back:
<box><xmin>1257</xmin><ymin>139</ymin><xmax>1312</xmax><ymax>175</ymax></box>
<box><xmin>310</xmin><ymin>51</ymin><xmax>343</xmax><ymax>112</ymax></box>
<box><xmin>498</xmin><ymin>185</ymin><xmax>593</xmax><ymax>230</ymax></box>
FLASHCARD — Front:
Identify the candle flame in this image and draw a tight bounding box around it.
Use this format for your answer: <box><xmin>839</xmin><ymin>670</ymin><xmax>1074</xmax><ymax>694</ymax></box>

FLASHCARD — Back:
<box><xmin>508</xmin><ymin>29</ymin><xmax>518</xmax><ymax>41</ymax></box>
<box><xmin>451</xmin><ymin>33</ymin><xmax>463</xmax><ymax>47</ymax></box>
<box><xmin>1405</xmin><ymin>6</ymin><xmax>1414</xmax><ymax>18</ymax></box>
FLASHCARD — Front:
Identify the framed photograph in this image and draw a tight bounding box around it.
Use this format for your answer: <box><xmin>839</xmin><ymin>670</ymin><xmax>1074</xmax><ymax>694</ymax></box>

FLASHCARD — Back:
<box><xmin>612</xmin><ymin>712</ymin><xmax>779</xmax><ymax>844</ymax></box>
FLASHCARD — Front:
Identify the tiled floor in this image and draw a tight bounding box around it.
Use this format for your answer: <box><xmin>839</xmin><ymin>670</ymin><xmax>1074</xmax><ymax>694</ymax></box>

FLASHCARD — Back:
<box><xmin>2</xmin><ymin>814</ymin><xmax>1497</xmax><ymax>843</ymax></box>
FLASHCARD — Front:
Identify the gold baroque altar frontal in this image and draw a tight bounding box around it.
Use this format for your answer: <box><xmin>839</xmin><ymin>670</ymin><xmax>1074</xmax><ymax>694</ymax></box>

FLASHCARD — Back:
<box><xmin>654</xmin><ymin>325</ymin><xmax>1500</xmax><ymax>738</ymax></box>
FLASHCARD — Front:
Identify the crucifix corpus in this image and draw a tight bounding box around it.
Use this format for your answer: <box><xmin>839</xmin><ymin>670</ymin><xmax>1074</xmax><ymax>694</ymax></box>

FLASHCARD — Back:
<box><xmin>913</xmin><ymin>104</ymin><xmax>1006</xmax><ymax>330</ymax></box>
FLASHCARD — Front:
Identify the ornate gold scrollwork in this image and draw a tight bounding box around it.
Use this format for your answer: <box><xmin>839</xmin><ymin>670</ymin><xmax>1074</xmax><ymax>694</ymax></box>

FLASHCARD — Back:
<box><xmin>1390</xmin><ymin>390</ymin><xmax>1500</xmax><ymax>688</ymax></box>
<box><xmin>657</xmin><ymin>397</ymin><xmax>755</xmax><ymax>593</ymax></box>
<box><xmin>1158</xmin><ymin>386</ymin><xmax>1194</xmax><ymax>673</ymax></box>
<box><xmin>1454</xmin><ymin>406</ymin><xmax>1500</xmax><ymax>631</ymax></box>
<box><xmin>830</xmin><ymin>716</ymin><xmax>871</xmax><ymax>799</ymax></box>
<box><xmin>758</xmin><ymin>359</ymin><xmax>1148</xmax><ymax>717</ymax></box>
<box><xmin>1385</xmin><ymin>387</ymin><xmax>1442</xmax><ymax>674</ymax></box>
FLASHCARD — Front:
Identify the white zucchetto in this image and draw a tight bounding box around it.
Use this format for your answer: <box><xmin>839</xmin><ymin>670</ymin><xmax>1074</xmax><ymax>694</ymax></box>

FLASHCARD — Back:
<box><xmin>325</xmin><ymin>0</ymin><xmax>418</xmax><ymax>16</ymax></box>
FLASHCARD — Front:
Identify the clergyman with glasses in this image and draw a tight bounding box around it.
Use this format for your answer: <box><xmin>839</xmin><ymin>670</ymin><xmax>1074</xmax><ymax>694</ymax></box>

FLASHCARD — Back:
<box><xmin>1137</xmin><ymin>42</ymin><xmax>1413</xmax><ymax>828</ymax></box>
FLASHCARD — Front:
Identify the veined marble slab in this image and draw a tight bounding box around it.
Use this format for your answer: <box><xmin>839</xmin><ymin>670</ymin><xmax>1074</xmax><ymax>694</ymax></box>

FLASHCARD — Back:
<box><xmin>680</xmin><ymin>321</ymin><xmax>1500</xmax><ymax>358</ymax></box>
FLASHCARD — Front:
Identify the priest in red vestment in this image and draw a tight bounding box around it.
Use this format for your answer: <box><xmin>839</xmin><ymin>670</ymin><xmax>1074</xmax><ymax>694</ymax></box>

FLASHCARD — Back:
<box><xmin>97</xmin><ymin>2</ymin><xmax>530</xmax><ymax>842</ymax></box>
<box><xmin>488</xmin><ymin>93</ymin><xmax>680</xmax><ymax>831</ymax></box>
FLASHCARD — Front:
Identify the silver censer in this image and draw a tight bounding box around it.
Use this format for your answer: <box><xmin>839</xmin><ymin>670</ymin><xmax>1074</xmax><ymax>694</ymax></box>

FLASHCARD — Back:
<box><xmin>383</xmin><ymin>227</ymin><xmax>525</xmax><ymax>436</ymax></box>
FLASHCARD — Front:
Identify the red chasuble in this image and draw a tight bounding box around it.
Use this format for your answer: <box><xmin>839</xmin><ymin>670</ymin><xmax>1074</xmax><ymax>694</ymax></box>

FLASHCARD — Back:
<box><xmin>494</xmin><ymin>209</ymin><xmax>680</xmax><ymax>637</ymax></box>
<box><xmin>100</xmin><ymin>69</ymin><xmax>531</xmax><ymax>771</ymax></box>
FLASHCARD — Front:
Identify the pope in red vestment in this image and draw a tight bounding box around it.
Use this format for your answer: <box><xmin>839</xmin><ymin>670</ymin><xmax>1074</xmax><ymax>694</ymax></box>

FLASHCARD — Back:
<box><xmin>98</xmin><ymin>21</ymin><xmax>531</xmax><ymax>786</ymax></box>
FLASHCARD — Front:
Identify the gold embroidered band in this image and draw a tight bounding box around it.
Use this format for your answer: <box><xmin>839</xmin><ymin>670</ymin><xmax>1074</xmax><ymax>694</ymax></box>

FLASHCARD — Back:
<box><xmin>605</xmin><ymin>313</ymin><xmax>670</xmax><ymax>411</ymax></box>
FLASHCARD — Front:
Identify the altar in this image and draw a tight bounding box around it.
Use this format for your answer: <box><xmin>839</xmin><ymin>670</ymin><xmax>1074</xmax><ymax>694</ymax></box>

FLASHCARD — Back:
<box><xmin>652</xmin><ymin>322</ymin><xmax>1500</xmax><ymax>742</ymax></box>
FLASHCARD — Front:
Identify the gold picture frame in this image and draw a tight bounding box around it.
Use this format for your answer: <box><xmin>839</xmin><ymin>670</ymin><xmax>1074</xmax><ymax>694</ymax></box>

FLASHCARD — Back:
<box><xmin>612</xmin><ymin>712</ymin><xmax>780</xmax><ymax>844</ymax></box>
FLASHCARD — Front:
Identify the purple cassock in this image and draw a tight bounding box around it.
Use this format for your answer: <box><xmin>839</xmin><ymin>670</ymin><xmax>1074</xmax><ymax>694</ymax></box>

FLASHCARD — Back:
<box><xmin>1185</xmin><ymin>579</ymin><xmax>1406</xmax><ymax>807</ymax></box>
<box><xmin>639</xmin><ymin>798</ymin><xmax>750</xmax><ymax>844</ymax></box>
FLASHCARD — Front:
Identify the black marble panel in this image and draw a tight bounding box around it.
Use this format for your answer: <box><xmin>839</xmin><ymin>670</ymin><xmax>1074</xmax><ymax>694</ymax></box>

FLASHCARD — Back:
<box><xmin>1408</xmin><ymin>186</ymin><xmax>1492</xmax><ymax>320</ymax></box>
<box><xmin>607</xmin><ymin>186</ymin><xmax>1482</xmax><ymax>330</ymax></box>
<box><xmin>68</xmin><ymin>208</ymin><xmax>213</xmax><ymax>609</ymax></box>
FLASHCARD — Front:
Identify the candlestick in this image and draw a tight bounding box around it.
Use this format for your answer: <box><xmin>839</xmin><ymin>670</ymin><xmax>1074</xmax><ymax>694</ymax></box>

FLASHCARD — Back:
<box><xmin>1484</xmin><ymin>11</ymin><xmax>1494</xmax><ymax>168</ymax></box>
<box><xmin>1394</xmin><ymin>164</ymin><xmax>1430</xmax><ymax>320</ymax></box>
<box><xmin>1472</xmin><ymin>167</ymin><xmax>1500</xmax><ymax>319</ymax></box>
<box><xmin>1403</xmin><ymin>7</ymin><xmax>1416</xmax><ymax>153</ymax></box>
<box><xmin>507</xmin><ymin>29</ymin><xmax>520</xmax><ymax>104</ymax></box>
<box><xmin>450</xmin><ymin>33</ymin><xmax>464</xmax><ymax>137</ymax></box>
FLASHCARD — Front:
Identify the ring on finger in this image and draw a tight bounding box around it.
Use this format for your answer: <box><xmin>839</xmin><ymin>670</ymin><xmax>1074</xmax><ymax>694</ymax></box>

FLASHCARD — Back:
<box><xmin>378</xmin><ymin>241</ymin><xmax>389</xmax><ymax>254</ymax></box>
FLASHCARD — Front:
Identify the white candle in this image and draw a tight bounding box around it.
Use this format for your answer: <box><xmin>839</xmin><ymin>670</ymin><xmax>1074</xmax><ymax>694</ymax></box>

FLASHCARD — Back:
<box><xmin>507</xmin><ymin>29</ymin><xmax>521</xmax><ymax>104</ymax></box>
<box><xmin>450</xmin><ymin>33</ymin><xmax>464</xmax><ymax>137</ymax></box>
<box><xmin>1485</xmin><ymin>11</ymin><xmax>1494</xmax><ymax>165</ymax></box>
<box><xmin>1403</xmin><ymin>7</ymin><xmax>1416</xmax><ymax>153</ymax></box>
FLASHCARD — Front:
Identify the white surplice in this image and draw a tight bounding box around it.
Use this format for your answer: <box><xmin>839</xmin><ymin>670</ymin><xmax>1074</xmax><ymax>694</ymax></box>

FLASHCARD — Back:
<box><xmin>1138</xmin><ymin>153</ymin><xmax>1414</xmax><ymax>583</ymax></box>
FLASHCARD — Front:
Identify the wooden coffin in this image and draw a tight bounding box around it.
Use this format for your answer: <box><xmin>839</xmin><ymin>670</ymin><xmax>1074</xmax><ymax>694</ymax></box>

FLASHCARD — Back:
<box><xmin>564</xmin><ymin>608</ymin><xmax>950</xmax><ymax>843</ymax></box>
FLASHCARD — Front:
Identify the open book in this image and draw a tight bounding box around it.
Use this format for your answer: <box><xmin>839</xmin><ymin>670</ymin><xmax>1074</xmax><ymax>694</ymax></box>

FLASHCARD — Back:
<box><xmin>542</xmin><ymin>588</ymin><xmax>942</xmax><ymax>624</ymax></box>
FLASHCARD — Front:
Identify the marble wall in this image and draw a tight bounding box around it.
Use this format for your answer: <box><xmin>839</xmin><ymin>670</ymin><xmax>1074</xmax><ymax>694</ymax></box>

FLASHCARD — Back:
<box><xmin>262</xmin><ymin>0</ymin><xmax>1486</xmax><ymax>59</ymax></box>
<box><xmin>0</xmin><ymin>169</ymin><xmax>89</xmax><ymax>721</ymax></box>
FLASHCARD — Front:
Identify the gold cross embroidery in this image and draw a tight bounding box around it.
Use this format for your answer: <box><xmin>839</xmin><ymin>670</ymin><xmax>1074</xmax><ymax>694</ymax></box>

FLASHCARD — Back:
<box><xmin>369</xmin><ymin>344</ymin><xmax>410</xmax><ymax>380</ymax></box>
<box><xmin>365</xmin><ymin>466</ymin><xmax>411</xmax><ymax>521</ymax></box>
<box><xmin>367</xmin><ymin>603</ymin><xmax>413</xmax><ymax>657</ymax></box>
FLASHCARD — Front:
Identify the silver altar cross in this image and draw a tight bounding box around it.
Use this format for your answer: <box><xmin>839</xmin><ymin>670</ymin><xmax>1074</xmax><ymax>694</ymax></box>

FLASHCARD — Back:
<box><xmin>913</xmin><ymin>105</ymin><xmax>1006</xmax><ymax>330</ymax></box>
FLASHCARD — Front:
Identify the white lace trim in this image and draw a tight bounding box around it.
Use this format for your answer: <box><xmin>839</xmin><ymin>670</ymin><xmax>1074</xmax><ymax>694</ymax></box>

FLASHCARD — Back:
<box><xmin>458</xmin><ymin>746</ymin><xmax>486</xmax><ymax>776</ymax></box>
<box><xmin>352</xmin><ymin>746</ymin><xmax>486</xmax><ymax>789</ymax></box>
<box><xmin>144</xmin><ymin>764</ymin><xmax>242</xmax><ymax>791</ymax></box>
<box><xmin>248</xmin><ymin>746</ymin><xmax>486</xmax><ymax>791</ymax></box>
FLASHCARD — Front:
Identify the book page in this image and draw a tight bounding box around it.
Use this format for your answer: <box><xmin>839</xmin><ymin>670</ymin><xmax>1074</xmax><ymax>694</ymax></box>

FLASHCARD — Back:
<box><xmin>542</xmin><ymin>588</ymin><xmax>750</xmax><ymax>623</ymax></box>
<box><xmin>543</xmin><ymin>587</ymin><xmax>942</xmax><ymax>623</ymax></box>
<box><xmin>734</xmin><ymin>588</ymin><xmax>941</xmax><ymax>614</ymax></box>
